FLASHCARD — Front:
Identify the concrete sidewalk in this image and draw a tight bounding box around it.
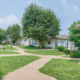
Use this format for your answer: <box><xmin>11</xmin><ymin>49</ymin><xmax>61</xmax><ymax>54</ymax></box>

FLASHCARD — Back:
<box><xmin>2</xmin><ymin>46</ymin><xmax>56</xmax><ymax>80</ymax></box>
<box><xmin>1</xmin><ymin>46</ymin><xmax>80</xmax><ymax>80</ymax></box>
<box><xmin>3</xmin><ymin>58</ymin><xmax>56</xmax><ymax>80</ymax></box>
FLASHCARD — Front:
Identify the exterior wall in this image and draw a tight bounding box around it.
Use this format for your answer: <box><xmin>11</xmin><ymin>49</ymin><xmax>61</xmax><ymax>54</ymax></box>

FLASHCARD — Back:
<box><xmin>17</xmin><ymin>38</ymin><xmax>39</xmax><ymax>47</ymax></box>
<box><xmin>45</xmin><ymin>40</ymin><xmax>55</xmax><ymax>48</ymax></box>
<box><xmin>45</xmin><ymin>39</ymin><xmax>78</xmax><ymax>50</ymax></box>
<box><xmin>31</xmin><ymin>40</ymin><xmax>39</xmax><ymax>47</ymax></box>
<box><xmin>17</xmin><ymin>37</ymin><xmax>77</xmax><ymax>50</ymax></box>
<box><xmin>16</xmin><ymin>38</ymin><xmax>29</xmax><ymax>46</ymax></box>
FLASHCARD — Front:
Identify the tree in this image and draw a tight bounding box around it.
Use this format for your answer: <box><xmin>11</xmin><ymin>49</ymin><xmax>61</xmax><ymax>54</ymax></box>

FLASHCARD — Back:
<box><xmin>0</xmin><ymin>28</ymin><xmax>5</xmax><ymax>43</ymax></box>
<box><xmin>68</xmin><ymin>20</ymin><xmax>80</xmax><ymax>50</ymax></box>
<box><xmin>6</xmin><ymin>24</ymin><xmax>21</xmax><ymax>43</ymax></box>
<box><xmin>22</xmin><ymin>3</ymin><xmax>61</xmax><ymax>48</ymax></box>
<box><xmin>6</xmin><ymin>25</ymin><xmax>12</xmax><ymax>35</ymax></box>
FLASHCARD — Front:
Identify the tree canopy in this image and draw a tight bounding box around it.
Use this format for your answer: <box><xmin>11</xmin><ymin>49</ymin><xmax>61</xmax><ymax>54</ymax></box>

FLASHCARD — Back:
<box><xmin>22</xmin><ymin>3</ymin><xmax>61</xmax><ymax>48</ymax></box>
<box><xmin>68</xmin><ymin>20</ymin><xmax>80</xmax><ymax>50</ymax></box>
<box><xmin>0</xmin><ymin>28</ymin><xmax>5</xmax><ymax>43</ymax></box>
<box><xmin>6</xmin><ymin>24</ymin><xmax>21</xmax><ymax>43</ymax></box>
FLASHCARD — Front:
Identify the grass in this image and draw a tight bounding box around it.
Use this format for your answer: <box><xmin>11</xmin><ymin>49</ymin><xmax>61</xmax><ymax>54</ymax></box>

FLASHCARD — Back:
<box><xmin>0</xmin><ymin>55</ymin><xmax>40</xmax><ymax>76</ymax></box>
<box><xmin>0</xmin><ymin>50</ymin><xmax>19</xmax><ymax>54</ymax></box>
<box><xmin>0</xmin><ymin>45</ymin><xmax>17</xmax><ymax>50</ymax></box>
<box><xmin>25</xmin><ymin>49</ymin><xmax>66</xmax><ymax>55</ymax></box>
<box><xmin>40</xmin><ymin>59</ymin><xmax>80</xmax><ymax>80</ymax></box>
<box><xmin>18</xmin><ymin>45</ymin><xmax>37</xmax><ymax>50</ymax></box>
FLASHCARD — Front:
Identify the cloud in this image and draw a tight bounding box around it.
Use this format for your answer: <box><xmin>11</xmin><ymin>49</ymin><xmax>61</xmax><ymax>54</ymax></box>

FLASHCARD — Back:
<box><xmin>60</xmin><ymin>0</ymin><xmax>79</xmax><ymax>15</ymax></box>
<box><xmin>0</xmin><ymin>15</ymin><xmax>22</xmax><ymax>27</ymax></box>
<box><xmin>72</xmin><ymin>5</ymin><xmax>79</xmax><ymax>12</ymax></box>
<box><xmin>0</xmin><ymin>19</ymin><xmax>4</xmax><ymax>25</ymax></box>
<box><xmin>60</xmin><ymin>0</ymin><xmax>67</xmax><ymax>7</ymax></box>
<box><xmin>27</xmin><ymin>0</ymin><xmax>42</xmax><ymax>6</ymax></box>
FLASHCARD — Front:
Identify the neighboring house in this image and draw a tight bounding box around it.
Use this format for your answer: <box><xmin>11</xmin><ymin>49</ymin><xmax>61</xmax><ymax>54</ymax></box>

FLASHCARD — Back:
<box><xmin>16</xmin><ymin>35</ymin><xmax>77</xmax><ymax>50</ymax></box>
<box><xmin>2</xmin><ymin>35</ymin><xmax>11</xmax><ymax>44</ymax></box>
<box><xmin>16</xmin><ymin>37</ymin><xmax>39</xmax><ymax>47</ymax></box>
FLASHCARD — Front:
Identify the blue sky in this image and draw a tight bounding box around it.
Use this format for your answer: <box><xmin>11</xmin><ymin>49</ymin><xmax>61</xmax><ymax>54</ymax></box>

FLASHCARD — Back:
<box><xmin>0</xmin><ymin>0</ymin><xmax>80</xmax><ymax>34</ymax></box>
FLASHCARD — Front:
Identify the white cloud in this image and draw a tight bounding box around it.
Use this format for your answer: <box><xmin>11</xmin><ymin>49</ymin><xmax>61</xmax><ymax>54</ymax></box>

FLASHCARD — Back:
<box><xmin>27</xmin><ymin>0</ymin><xmax>42</xmax><ymax>6</ymax></box>
<box><xmin>60</xmin><ymin>0</ymin><xmax>67</xmax><ymax>7</ymax></box>
<box><xmin>0</xmin><ymin>15</ymin><xmax>22</xmax><ymax>27</ymax></box>
<box><xmin>60</xmin><ymin>0</ymin><xmax>79</xmax><ymax>15</ymax></box>
<box><xmin>72</xmin><ymin>5</ymin><xmax>79</xmax><ymax>12</ymax></box>
<box><xmin>0</xmin><ymin>19</ymin><xmax>4</xmax><ymax>25</ymax></box>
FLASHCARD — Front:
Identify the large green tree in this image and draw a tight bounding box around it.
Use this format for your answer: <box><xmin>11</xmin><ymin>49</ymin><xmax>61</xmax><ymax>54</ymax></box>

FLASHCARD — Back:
<box><xmin>0</xmin><ymin>28</ymin><xmax>5</xmax><ymax>43</ymax></box>
<box><xmin>6</xmin><ymin>24</ymin><xmax>21</xmax><ymax>43</ymax></box>
<box><xmin>22</xmin><ymin>3</ymin><xmax>61</xmax><ymax>48</ymax></box>
<box><xmin>68</xmin><ymin>20</ymin><xmax>80</xmax><ymax>50</ymax></box>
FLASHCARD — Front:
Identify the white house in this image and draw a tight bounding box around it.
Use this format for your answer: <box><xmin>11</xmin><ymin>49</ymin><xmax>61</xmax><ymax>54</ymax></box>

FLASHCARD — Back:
<box><xmin>16</xmin><ymin>37</ymin><xmax>39</xmax><ymax>47</ymax></box>
<box><xmin>16</xmin><ymin>35</ymin><xmax>77</xmax><ymax>50</ymax></box>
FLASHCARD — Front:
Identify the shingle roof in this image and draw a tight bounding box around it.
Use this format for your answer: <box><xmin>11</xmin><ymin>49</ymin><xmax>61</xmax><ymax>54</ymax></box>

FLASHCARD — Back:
<box><xmin>48</xmin><ymin>35</ymin><xmax>69</xmax><ymax>40</ymax></box>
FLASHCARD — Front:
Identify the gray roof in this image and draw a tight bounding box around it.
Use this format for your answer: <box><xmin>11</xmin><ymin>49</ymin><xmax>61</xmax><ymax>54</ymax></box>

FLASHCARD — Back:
<box><xmin>49</xmin><ymin>35</ymin><xmax>69</xmax><ymax>40</ymax></box>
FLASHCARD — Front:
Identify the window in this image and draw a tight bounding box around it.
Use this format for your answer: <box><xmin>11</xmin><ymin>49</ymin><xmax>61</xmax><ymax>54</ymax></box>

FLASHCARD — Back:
<box><xmin>25</xmin><ymin>39</ymin><xmax>26</xmax><ymax>42</ymax></box>
<box><xmin>61</xmin><ymin>41</ymin><xmax>64</xmax><ymax>46</ymax></box>
<box><xmin>29</xmin><ymin>39</ymin><xmax>30</xmax><ymax>43</ymax></box>
<box><xmin>32</xmin><ymin>40</ymin><xmax>35</xmax><ymax>45</ymax></box>
<box><xmin>55</xmin><ymin>41</ymin><xmax>58</xmax><ymax>47</ymax></box>
<box><xmin>65</xmin><ymin>46</ymin><xmax>67</xmax><ymax>48</ymax></box>
<box><xmin>35</xmin><ymin>40</ymin><xmax>37</xmax><ymax>45</ymax></box>
<box><xmin>70</xmin><ymin>42</ymin><xmax>73</xmax><ymax>45</ymax></box>
<box><xmin>48</xmin><ymin>41</ymin><xmax>51</xmax><ymax>44</ymax></box>
<box><xmin>65</xmin><ymin>41</ymin><xmax>67</xmax><ymax>45</ymax></box>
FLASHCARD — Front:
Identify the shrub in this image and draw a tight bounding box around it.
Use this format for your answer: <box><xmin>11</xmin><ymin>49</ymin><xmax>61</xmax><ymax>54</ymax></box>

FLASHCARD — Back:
<box><xmin>29</xmin><ymin>45</ymin><xmax>34</xmax><ymax>47</ymax></box>
<box><xmin>63</xmin><ymin>48</ymin><xmax>67</xmax><ymax>53</ymax></box>
<box><xmin>0</xmin><ymin>68</ymin><xmax>3</xmax><ymax>79</ymax></box>
<box><xmin>68</xmin><ymin>50</ymin><xmax>70</xmax><ymax>54</ymax></box>
<box><xmin>57</xmin><ymin>46</ymin><xmax>65</xmax><ymax>51</ymax></box>
<box><xmin>73</xmin><ymin>50</ymin><xmax>78</xmax><ymax>53</ymax></box>
<box><xmin>46</xmin><ymin>47</ymin><xmax>53</xmax><ymax>49</ymax></box>
<box><xmin>70</xmin><ymin>50</ymin><xmax>78</xmax><ymax>53</ymax></box>
<box><xmin>49</xmin><ymin>47</ymin><xmax>53</xmax><ymax>49</ymax></box>
<box><xmin>42</xmin><ymin>46</ymin><xmax>46</xmax><ymax>49</ymax></box>
<box><xmin>70</xmin><ymin>53</ymin><xmax>80</xmax><ymax>58</ymax></box>
<box><xmin>63</xmin><ymin>48</ymin><xmax>70</xmax><ymax>53</ymax></box>
<box><xmin>3</xmin><ymin>42</ymin><xmax>7</xmax><ymax>45</ymax></box>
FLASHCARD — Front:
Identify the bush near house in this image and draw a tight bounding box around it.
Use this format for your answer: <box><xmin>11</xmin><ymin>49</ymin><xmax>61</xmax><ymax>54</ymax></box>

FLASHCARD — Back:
<box><xmin>70</xmin><ymin>50</ymin><xmax>78</xmax><ymax>53</ymax></box>
<box><xmin>42</xmin><ymin>46</ymin><xmax>46</xmax><ymax>49</ymax></box>
<box><xmin>68</xmin><ymin>50</ymin><xmax>70</xmax><ymax>53</ymax></box>
<box><xmin>63</xmin><ymin>48</ymin><xmax>70</xmax><ymax>53</ymax></box>
<box><xmin>29</xmin><ymin>45</ymin><xmax>35</xmax><ymax>47</ymax></box>
<box><xmin>57</xmin><ymin>46</ymin><xmax>65</xmax><ymax>51</ymax></box>
<box><xmin>70</xmin><ymin>53</ymin><xmax>80</xmax><ymax>58</ymax></box>
<box><xmin>3</xmin><ymin>42</ymin><xmax>7</xmax><ymax>45</ymax></box>
<box><xmin>63</xmin><ymin>48</ymin><xmax>67</xmax><ymax>53</ymax></box>
<box><xmin>57</xmin><ymin>46</ymin><xmax>70</xmax><ymax>54</ymax></box>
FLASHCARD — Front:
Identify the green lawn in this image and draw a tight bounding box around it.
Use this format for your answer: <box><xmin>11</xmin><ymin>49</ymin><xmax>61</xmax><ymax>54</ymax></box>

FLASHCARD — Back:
<box><xmin>0</xmin><ymin>50</ymin><xmax>19</xmax><ymax>54</ymax></box>
<box><xmin>40</xmin><ymin>59</ymin><xmax>80</xmax><ymax>80</ymax></box>
<box><xmin>0</xmin><ymin>45</ymin><xmax>17</xmax><ymax>50</ymax></box>
<box><xmin>25</xmin><ymin>49</ymin><xmax>66</xmax><ymax>55</ymax></box>
<box><xmin>18</xmin><ymin>45</ymin><xmax>37</xmax><ymax>50</ymax></box>
<box><xmin>0</xmin><ymin>55</ymin><xmax>40</xmax><ymax>76</ymax></box>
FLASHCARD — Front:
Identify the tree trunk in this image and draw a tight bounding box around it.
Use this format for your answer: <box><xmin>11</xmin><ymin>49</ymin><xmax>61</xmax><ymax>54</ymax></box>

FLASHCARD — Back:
<box><xmin>39</xmin><ymin>40</ymin><xmax>43</xmax><ymax>49</ymax></box>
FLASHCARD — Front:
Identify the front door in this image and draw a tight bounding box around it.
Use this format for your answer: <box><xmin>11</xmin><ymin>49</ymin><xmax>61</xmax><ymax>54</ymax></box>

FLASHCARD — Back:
<box><xmin>55</xmin><ymin>41</ymin><xmax>58</xmax><ymax>47</ymax></box>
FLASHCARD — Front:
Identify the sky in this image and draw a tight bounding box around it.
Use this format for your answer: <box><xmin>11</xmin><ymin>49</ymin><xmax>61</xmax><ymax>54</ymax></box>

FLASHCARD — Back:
<box><xmin>0</xmin><ymin>0</ymin><xmax>80</xmax><ymax>34</ymax></box>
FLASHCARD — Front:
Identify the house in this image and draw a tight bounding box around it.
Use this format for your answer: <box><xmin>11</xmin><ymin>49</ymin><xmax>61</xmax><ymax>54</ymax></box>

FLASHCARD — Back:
<box><xmin>16</xmin><ymin>35</ymin><xmax>77</xmax><ymax>50</ymax></box>
<box><xmin>2</xmin><ymin>35</ymin><xmax>11</xmax><ymax>44</ymax></box>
